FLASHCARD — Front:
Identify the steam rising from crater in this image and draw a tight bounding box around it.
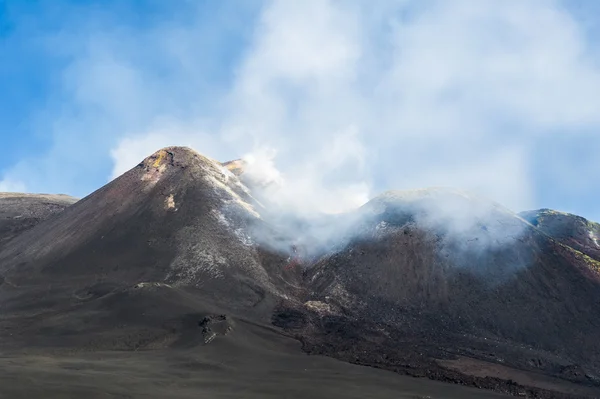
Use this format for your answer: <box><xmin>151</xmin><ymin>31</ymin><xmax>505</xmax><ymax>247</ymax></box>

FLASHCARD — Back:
<box><xmin>231</xmin><ymin>150</ymin><xmax>531</xmax><ymax>268</ymax></box>
<box><xmin>95</xmin><ymin>0</ymin><xmax>595</xmax><ymax>267</ymax></box>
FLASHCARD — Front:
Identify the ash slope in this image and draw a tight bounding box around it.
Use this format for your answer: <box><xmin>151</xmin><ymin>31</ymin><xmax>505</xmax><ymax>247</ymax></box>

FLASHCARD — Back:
<box><xmin>290</xmin><ymin>189</ymin><xmax>600</xmax><ymax>397</ymax></box>
<box><xmin>1</xmin><ymin>147</ymin><xmax>599</xmax><ymax>398</ymax></box>
<box><xmin>0</xmin><ymin>147</ymin><xmax>299</xmax><ymax>350</ymax></box>
<box><xmin>0</xmin><ymin>317</ymin><xmax>509</xmax><ymax>399</ymax></box>
<box><xmin>520</xmin><ymin>209</ymin><xmax>600</xmax><ymax>262</ymax></box>
<box><xmin>0</xmin><ymin>147</ymin><xmax>508</xmax><ymax>399</ymax></box>
<box><xmin>0</xmin><ymin>193</ymin><xmax>77</xmax><ymax>248</ymax></box>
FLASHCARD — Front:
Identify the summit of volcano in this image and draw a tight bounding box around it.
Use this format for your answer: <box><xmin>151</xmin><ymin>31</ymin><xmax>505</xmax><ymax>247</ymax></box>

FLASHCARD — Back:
<box><xmin>0</xmin><ymin>147</ymin><xmax>599</xmax><ymax>398</ymax></box>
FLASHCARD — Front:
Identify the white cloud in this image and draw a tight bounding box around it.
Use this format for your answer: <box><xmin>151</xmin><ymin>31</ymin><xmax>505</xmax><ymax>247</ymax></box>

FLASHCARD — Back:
<box><xmin>3</xmin><ymin>0</ymin><xmax>600</xmax><ymax>221</ymax></box>
<box><xmin>0</xmin><ymin>179</ymin><xmax>26</xmax><ymax>193</ymax></box>
<box><xmin>206</xmin><ymin>0</ymin><xmax>585</xmax><ymax>213</ymax></box>
<box><xmin>109</xmin><ymin>124</ymin><xmax>228</xmax><ymax>179</ymax></box>
<box><xmin>237</xmin><ymin>0</ymin><xmax>599</xmax><ymax>213</ymax></box>
<box><xmin>0</xmin><ymin>2</ymin><xmax>255</xmax><ymax>196</ymax></box>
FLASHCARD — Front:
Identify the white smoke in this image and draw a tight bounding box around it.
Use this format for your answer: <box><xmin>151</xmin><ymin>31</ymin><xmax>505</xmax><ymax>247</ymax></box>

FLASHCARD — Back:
<box><xmin>102</xmin><ymin>0</ymin><xmax>600</xmax><ymax>263</ymax></box>
<box><xmin>96</xmin><ymin>0</ymin><xmax>600</xmax><ymax>223</ymax></box>
<box><xmin>4</xmin><ymin>0</ymin><xmax>599</xmax><ymax>259</ymax></box>
<box><xmin>241</xmin><ymin>147</ymin><xmax>283</xmax><ymax>188</ymax></box>
<box><xmin>363</xmin><ymin>188</ymin><xmax>529</xmax><ymax>245</ymax></box>
<box><xmin>240</xmin><ymin>136</ymin><xmax>370</xmax><ymax>217</ymax></box>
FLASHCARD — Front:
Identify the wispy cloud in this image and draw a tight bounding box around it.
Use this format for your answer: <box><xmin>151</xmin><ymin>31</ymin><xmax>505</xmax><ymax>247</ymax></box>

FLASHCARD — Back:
<box><xmin>2</xmin><ymin>0</ymin><xmax>600</xmax><ymax>220</ymax></box>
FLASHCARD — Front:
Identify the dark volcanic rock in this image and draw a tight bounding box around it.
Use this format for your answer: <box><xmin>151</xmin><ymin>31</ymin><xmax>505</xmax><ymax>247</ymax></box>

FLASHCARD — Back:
<box><xmin>0</xmin><ymin>193</ymin><xmax>77</xmax><ymax>248</ymax></box>
<box><xmin>297</xmin><ymin>190</ymin><xmax>600</xmax><ymax>397</ymax></box>
<box><xmin>520</xmin><ymin>209</ymin><xmax>600</xmax><ymax>262</ymax></box>
<box><xmin>0</xmin><ymin>147</ymin><xmax>300</xmax><ymax>350</ymax></box>
<box><xmin>2</xmin><ymin>150</ymin><xmax>600</xmax><ymax>398</ymax></box>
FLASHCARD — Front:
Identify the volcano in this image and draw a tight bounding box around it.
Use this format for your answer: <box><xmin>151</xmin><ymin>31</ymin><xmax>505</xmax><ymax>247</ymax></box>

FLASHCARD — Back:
<box><xmin>0</xmin><ymin>147</ymin><xmax>599</xmax><ymax>398</ymax></box>
<box><xmin>294</xmin><ymin>190</ymin><xmax>600</xmax><ymax>397</ymax></box>
<box><xmin>0</xmin><ymin>147</ymin><xmax>299</xmax><ymax>350</ymax></box>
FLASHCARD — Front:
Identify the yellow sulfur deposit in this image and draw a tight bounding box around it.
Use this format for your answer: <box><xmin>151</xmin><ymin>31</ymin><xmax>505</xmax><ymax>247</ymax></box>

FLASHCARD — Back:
<box><xmin>153</xmin><ymin>150</ymin><xmax>168</xmax><ymax>167</ymax></box>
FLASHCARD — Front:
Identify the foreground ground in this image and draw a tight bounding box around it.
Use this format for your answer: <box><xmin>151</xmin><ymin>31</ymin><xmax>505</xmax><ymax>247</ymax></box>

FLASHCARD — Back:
<box><xmin>0</xmin><ymin>320</ymin><xmax>509</xmax><ymax>399</ymax></box>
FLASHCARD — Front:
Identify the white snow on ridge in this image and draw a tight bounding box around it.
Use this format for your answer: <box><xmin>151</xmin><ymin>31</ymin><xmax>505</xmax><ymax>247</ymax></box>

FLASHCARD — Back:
<box><xmin>590</xmin><ymin>230</ymin><xmax>599</xmax><ymax>248</ymax></box>
<box><xmin>212</xmin><ymin>209</ymin><xmax>254</xmax><ymax>247</ymax></box>
<box><xmin>202</xmin><ymin>166</ymin><xmax>261</xmax><ymax>219</ymax></box>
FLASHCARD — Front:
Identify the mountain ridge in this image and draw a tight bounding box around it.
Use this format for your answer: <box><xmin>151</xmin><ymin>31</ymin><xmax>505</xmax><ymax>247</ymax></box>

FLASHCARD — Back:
<box><xmin>1</xmin><ymin>146</ymin><xmax>599</xmax><ymax>398</ymax></box>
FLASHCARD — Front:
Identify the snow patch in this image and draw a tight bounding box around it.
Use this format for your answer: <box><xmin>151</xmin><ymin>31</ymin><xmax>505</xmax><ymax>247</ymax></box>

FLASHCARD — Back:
<box><xmin>165</xmin><ymin>194</ymin><xmax>177</xmax><ymax>210</ymax></box>
<box><xmin>212</xmin><ymin>209</ymin><xmax>254</xmax><ymax>247</ymax></box>
<box><xmin>590</xmin><ymin>230</ymin><xmax>599</xmax><ymax>248</ymax></box>
<box><xmin>168</xmin><ymin>243</ymin><xmax>229</xmax><ymax>284</ymax></box>
<box><xmin>370</xmin><ymin>220</ymin><xmax>403</xmax><ymax>239</ymax></box>
<box><xmin>376</xmin><ymin>221</ymin><xmax>388</xmax><ymax>230</ymax></box>
<box><xmin>304</xmin><ymin>301</ymin><xmax>333</xmax><ymax>315</ymax></box>
<box><xmin>134</xmin><ymin>282</ymin><xmax>172</xmax><ymax>289</ymax></box>
<box><xmin>203</xmin><ymin>170</ymin><xmax>261</xmax><ymax>219</ymax></box>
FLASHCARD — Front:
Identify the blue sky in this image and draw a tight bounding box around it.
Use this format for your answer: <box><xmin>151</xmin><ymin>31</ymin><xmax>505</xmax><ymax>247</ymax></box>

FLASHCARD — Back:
<box><xmin>1</xmin><ymin>0</ymin><xmax>600</xmax><ymax>221</ymax></box>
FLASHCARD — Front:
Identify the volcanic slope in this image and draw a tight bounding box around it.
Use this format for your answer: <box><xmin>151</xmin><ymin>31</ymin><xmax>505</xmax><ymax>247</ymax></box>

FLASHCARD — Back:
<box><xmin>281</xmin><ymin>189</ymin><xmax>600</xmax><ymax>398</ymax></box>
<box><xmin>0</xmin><ymin>147</ymin><xmax>303</xmax><ymax>350</ymax></box>
<box><xmin>0</xmin><ymin>149</ymin><xmax>597</xmax><ymax>398</ymax></box>
<box><xmin>0</xmin><ymin>147</ymin><xmax>511</xmax><ymax>399</ymax></box>
<box><xmin>520</xmin><ymin>209</ymin><xmax>600</xmax><ymax>262</ymax></box>
<box><xmin>0</xmin><ymin>193</ymin><xmax>77</xmax><ymax>248</ymax></box>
